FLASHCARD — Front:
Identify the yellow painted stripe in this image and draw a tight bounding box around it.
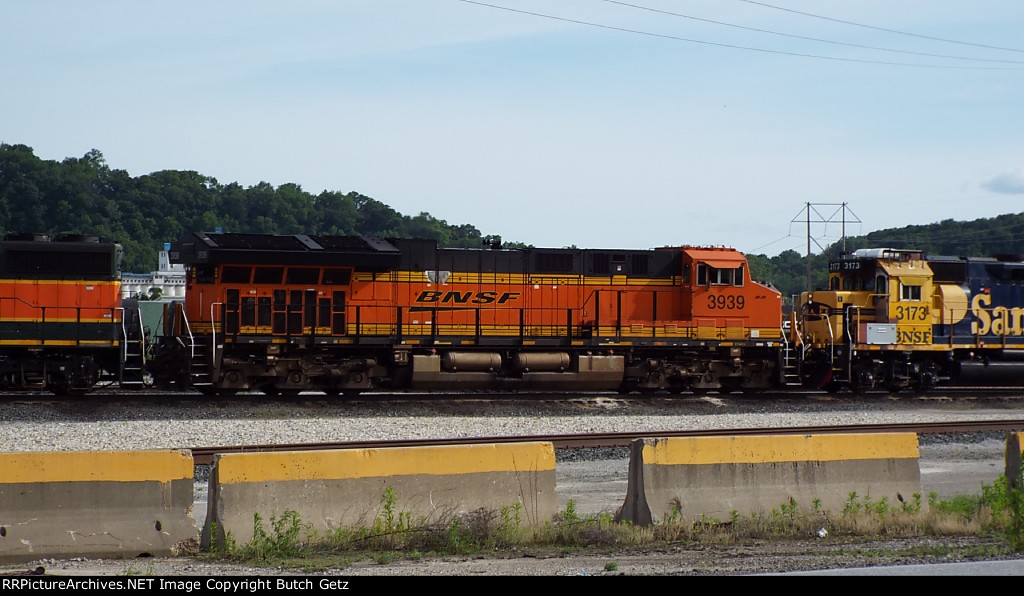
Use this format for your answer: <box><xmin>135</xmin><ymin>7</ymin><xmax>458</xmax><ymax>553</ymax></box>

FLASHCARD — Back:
<box><xmin>0</xmin><ymin>280</ymin><xmax>120</xmax><ymax>287</ymax></box>
<box><xmin>0</xmin><ymin>340</ymin><xmax>119</xmax><ymax>346</ymax></box>
<box><xmin>216</xmin><ymin>442</ymin><xmax>556</xmax><ymax>483</ymax></box>
<box><xmin>353</xmin><ymin>271</ymin><xmax>680</xmax><ymax>286</ymax></box>
<box><xmin>0</xmin><ymin>317</ymin><xmax>116</xmax><ymax>323</ymax></box>
<box><xmin>0</xmin><ymin>450</ymin><xmax>194</xmax><ymax>483</ymax></box>
<box><xmin>643</xmin><ymin>433</ymin><xmax>919</xmax><ymax>465</ymax></box>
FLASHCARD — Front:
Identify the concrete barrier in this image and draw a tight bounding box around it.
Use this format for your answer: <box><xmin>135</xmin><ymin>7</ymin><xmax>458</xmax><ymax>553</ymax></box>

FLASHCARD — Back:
<box><xmin>0</xmin><ymin>450</ymin><xmax>197</xmax><ymax>563</ymax></box>
<box><xmin>1005</xmin><ymin>432</ymin><xmax>1024</xmax><ymax>487</ymax></box>
<box><xmin>201</xmin><ymin>442</ymin><xmax>557</xmax><ymax>549</ymax></box>
<box><xmin>615</xmin><ymin>433</ymin><xmax>922</xmax><ymax>525</ymax></box>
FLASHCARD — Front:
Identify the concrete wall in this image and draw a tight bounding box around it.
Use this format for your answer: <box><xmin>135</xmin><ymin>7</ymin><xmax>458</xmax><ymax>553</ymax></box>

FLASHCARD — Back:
<box><xmin>0</xmin><ymin>450</ymin><xmax>197</xmax><ymax>563</ymax></box>
<box><xmin>1</xmin><ymin>434</ymin><xmax>933</xmax><ymax>560</ymax></box>
<box><xmin>1005</xmin><ymin>432</ymin><xmax>1024</xmax><ymax>487</ymax></box>
<box><xmin>201</xmin><ymin>442</ymin><xmax>558</xmax><ymax>549</ymax></box>
<box><xmin>615</xmin><ymin>433</ymin><xmax>922</xmax><ymax>526</ymax></box>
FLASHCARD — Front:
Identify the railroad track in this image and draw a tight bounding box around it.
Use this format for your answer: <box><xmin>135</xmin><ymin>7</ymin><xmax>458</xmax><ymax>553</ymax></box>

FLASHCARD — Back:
<box><xmin>5</xmin><ymin>385</ymin><xmax>1024</xmax><ymax>406</ymax></box>
<box><xmin>189</xmin><ymin>419</ymin><xmax>1024</xmax><ymax>465</ymax></box>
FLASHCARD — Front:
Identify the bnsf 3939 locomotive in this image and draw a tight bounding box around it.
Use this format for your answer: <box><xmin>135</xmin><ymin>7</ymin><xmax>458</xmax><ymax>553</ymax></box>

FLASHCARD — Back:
<box><xmin>148</xmin><ymin>232</ymin><xmax>786</xmax><ymax>395</ymax></box>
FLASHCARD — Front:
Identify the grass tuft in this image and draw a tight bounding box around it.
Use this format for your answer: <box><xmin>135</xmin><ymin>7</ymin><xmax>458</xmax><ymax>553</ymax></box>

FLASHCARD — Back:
<box><xmin>204</xmin><ymin>470</ymin><xmax>1024</xmax><ymax>571</ymax></box>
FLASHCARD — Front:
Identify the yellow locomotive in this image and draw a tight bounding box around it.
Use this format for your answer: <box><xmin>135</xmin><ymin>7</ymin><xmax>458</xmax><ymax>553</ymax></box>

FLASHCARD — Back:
<box><xmin>795</xmin><ymin>247</ymin><xmax>1024</xmax><ymax>392</ymax></box>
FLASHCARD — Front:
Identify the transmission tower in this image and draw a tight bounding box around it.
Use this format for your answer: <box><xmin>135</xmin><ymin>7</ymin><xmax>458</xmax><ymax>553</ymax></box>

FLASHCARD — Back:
<box><xmin>792</xmin><ymin>202</ymin><xmax>861</xmax><ymax>292</ymax></box>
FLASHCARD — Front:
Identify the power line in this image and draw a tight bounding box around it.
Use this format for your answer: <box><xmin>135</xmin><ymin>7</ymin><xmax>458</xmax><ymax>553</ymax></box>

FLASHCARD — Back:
<box><xmin>751</xmin><ymin>214</ymin><xmax>1024</xmax><ymax>257</ymax></box>
<box><xmin>734</xmin><ymin>0</ymin><xmax>1024</xmax><ymax>54</ymax></box>
<box><xmin>866</xmin><ymin>220</ymin><xmax>1024</xmax><ymax>246</ymax></box>
<box><xmin>456</xmin><ymin>0</ymin><xmax>1024</xmax><ymax>69</ymax></box>
<box><xmin>600</xmin><ymin>0</ymin><xmax>1024</xmax><ymax>64</ymax></box>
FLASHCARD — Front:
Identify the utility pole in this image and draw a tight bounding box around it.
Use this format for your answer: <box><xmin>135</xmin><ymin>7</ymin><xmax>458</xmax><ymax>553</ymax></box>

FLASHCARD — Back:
<box><xmin>806</xmin><ymin>203</ymin><xmax>812</xmax><ymax>294</ymax></box>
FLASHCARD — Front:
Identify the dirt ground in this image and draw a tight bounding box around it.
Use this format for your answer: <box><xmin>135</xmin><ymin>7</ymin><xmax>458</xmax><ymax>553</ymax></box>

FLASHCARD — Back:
<box><xmin>5</xmin><ymin>534</ymin><xmax>1020</xmax><ymax>577</ymax></box>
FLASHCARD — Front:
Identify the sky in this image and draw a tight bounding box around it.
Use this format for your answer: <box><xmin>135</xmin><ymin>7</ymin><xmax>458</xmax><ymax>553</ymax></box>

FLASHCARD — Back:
<box><xmin>3</xmin><ymin>1</ymin><xmax>1023</xmax><ymax>257</ymax></box>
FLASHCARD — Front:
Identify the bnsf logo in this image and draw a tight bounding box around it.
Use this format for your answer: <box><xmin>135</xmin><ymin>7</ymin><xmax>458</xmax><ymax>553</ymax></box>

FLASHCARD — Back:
<box><xmin>415</xmin><ymin>291</ymin><xmax>521</xmax><ymax>304</ymax></box>
<box><xmin>896</xmin><ymin>330</ymin><xmax>932</xmax><ymax>344</ymax></box>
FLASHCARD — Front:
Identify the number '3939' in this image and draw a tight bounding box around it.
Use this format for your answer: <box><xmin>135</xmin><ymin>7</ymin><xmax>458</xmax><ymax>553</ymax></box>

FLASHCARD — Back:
<box><xmin>707</xmin><ymin>295</ymin><xmax>745</xmax><ymax>309</ymax></box>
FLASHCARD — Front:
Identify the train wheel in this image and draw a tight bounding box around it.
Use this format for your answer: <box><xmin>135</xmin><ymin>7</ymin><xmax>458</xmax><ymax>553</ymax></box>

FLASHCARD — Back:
<box><xmin>718</xmin><ymin>381</ymin><xmax>740</xmax><ymax>394</ymax></box>
<box><xmin>799</xmin><ymin>350</ymin><xmax>833</xmax><ymax>389</ymax></box>
<box><xmin>849</xmin><ymin>362</ymin><xmax>875</xmax><ymax>393</ymax></box>
<box><xmin>912</xmin><ymin>360</ymin><xmax>939</xmax><ymax>394</ymax></box>
<box><xmin>52</xmin><ymin>385</ymin><xmax>89</xmax><ymax>397</ymax></box>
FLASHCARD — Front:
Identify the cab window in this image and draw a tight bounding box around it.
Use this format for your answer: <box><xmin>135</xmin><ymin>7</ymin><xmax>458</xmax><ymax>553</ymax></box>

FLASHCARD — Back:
<box><xmin>901</xmin><ymin>283</ymin><xmax>922</xmax><ymax>301</ymax></box>
<box><xmin>696</xmin><ymin>264</ymin><xmax>744</xmax><ymax>286</ymax></box>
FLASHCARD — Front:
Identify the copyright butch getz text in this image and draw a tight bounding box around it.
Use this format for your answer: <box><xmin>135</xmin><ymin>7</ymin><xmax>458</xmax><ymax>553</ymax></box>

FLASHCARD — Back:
<box><xmin>2</xmin><ymin>578</ymin><xmax>350</xmax><ymax>592</ymax></box>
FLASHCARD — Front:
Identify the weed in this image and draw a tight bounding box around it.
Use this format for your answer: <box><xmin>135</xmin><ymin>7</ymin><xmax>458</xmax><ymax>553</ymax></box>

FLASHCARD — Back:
<box><xmin>240</xmin><ymin>510</ymin><xmax>309</xmax><ymax>561</ymax></box>
<box><xmin>117</xmin><ymin>563</ymin><xmax>154</xmax><ymax>576</ymax></box>
<box><xmin>214</xmin><ymin>480</ymin><xmax>1024</xmax><ymax>570</ymax></box>
<box><xmin>560</xmin><ymin>499</ymin><xmax>580</xmax><ymax>524</ymax></box>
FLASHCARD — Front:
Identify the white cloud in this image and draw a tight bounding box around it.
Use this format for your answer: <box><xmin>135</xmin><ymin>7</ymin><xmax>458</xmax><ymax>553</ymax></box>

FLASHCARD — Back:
<box><xmin>983</xmin><ymin>168</ymin><xmax>1024</xmax><ymax>195</ymax></box>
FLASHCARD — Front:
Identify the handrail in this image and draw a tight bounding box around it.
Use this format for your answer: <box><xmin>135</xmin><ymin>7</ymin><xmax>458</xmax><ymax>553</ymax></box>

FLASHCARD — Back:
<box><xmin>210</xmin><ymin>302</ymin><xmax>223</xmax><ymax>365</ymax></box>
<box><xmin>0</xmin><ymin>297</ymin><xmax>120</xmax><ymax>346</ymax></box>
<box><xmin>180</xmin><ymin>303</ymin><xmax>196</xmax><ymax>359</ymax></box>
<box><xmin>845</xmin><ymin>305</ymin><xmax>862</xmax><ymax>382</ymax></box>
<box><xmin>116</xmin><ymin>306</ymin><xmax>146</xmax><ymax>371</ymax></box>
<box><xmin>779</xmin><ymin>318</ymin><xmax>792</xmax><ymax>385</ymax></box>
<box><xmin>825</xmin><ymin>313</ymin><xmax>834</xmax><ymax>369</ymax></box>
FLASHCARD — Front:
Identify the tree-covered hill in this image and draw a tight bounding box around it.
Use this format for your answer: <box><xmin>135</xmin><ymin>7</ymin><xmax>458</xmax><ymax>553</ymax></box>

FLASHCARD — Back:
<box><xmin>0</xmin><ymin>143</ymin><xmax>502</xmax><ymax>272</ymax></box>
<box><xmin>2</xmin><ymin>143</ymin><xmax>1021</xmax><ymax>304</ymax></box>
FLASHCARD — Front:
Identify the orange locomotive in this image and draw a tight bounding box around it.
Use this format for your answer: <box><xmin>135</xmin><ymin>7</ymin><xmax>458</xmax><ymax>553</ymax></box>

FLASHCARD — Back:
<box><xmin>149</xmin><ymin>232</ymin><xmax>786</xmax><ymax>395</ymax></box>
<box><xmin>0</xmin><ymin>233</ymin><xmax>145</xmax><ymax>394</ymax></box>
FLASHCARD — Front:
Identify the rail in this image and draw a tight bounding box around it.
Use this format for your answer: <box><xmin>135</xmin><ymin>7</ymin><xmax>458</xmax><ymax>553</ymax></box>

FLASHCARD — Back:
<box><xmin>187</xmin><ymin>419</ymin><xmax>1024</xmax><ymax>465</ymax></box>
